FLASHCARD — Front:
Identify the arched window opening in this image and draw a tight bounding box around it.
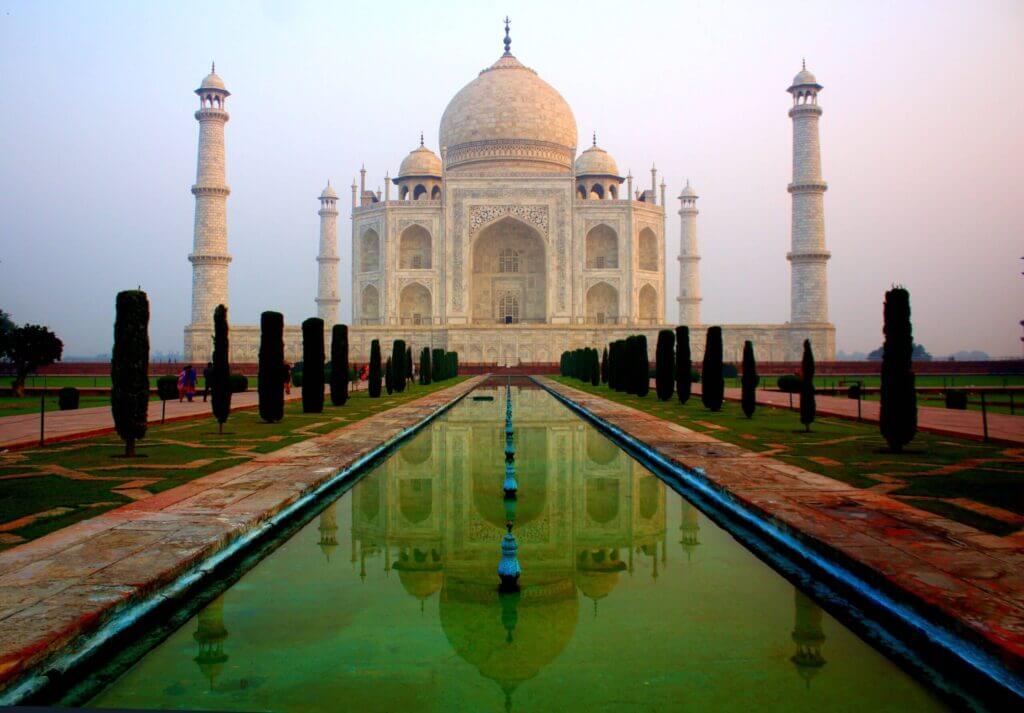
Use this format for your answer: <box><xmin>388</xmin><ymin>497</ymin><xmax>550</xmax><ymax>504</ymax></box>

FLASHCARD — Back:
<box><xmin>361</xmin><ymin>284</ymin><xmax>380</xmax><ymax>323</ymax></box>
<box><xmin>608</xmin><ymin>184</ymin><xmax>618</xmax><ymax>199</ymax></box>
<box><xmin>360</xmin><ymin>229</ymin><xmax>380</xmax><ymax>272</ymax></box>
<box><xmin>399</xmin><ymin>225</ymin><xmax>432</xmax><ymax>269</ymax></box>
<box><xmin>430</xmin><ymin>185</ymin><xmax>441</xmax><ymax>199</ymax></box>
<box><xmin>577</xmin><ymin>184</ymin><xmax>587</xmax><ymax>199</ymax></box>
<box><xmin>413</xmin><ymin>184</ymin><xmax>427</xmax><ymax>200</ymax></box>
<box><xmin>586</xmin><ymin>225</ymin><xmax>618</xmax><ymax>269</ymax></box>
<box><xmin>399</xmin><ymin>185</ymin><xmax>409</xmax><ymax>200</ymax></box>
<box><xmin>589</xmin><ymin>183</ymin><xmax>605</xmax><ymax>200</ymax></box>
<box><xmin>638</xmin><ymin>284</ymin><xmax>658</xmax><ymax>323</ymax></box>
<box><xmin>499</xmin><ymin>292</ymin><xmax>520</xmax><ymax>324</ymax></box>
<box><xmin>586</xmin><ymin>282</ymin><xmax>619</xmax><ymax>324</ymax></box>
<box><xmin>638</xmin><ymin>228</ymin><xmax>658</xmax><ymax>271</ymax></box>
<box><xmin>399</xmin><ymin>283</ymin><xmax>432</xmax><ymax>325</ymax></box>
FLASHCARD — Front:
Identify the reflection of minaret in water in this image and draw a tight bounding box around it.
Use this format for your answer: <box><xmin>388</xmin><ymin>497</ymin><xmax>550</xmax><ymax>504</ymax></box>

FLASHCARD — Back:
<box><xmin>193</xmin><ymin>595</ymin><xmax>229</xmax><ymax>690</ymax></box>
<box><xmin>679</xmin><ymin>501</ymin><xmax>701</xmax><ymax>561</ymax></box>
<box><xmin>317</xmin><ymin>502</ymin><xmax>338</xmax><ymax>561</ymax></box>
<box><xmin>791</xmin><ymin>588</ymin><xmax>827</xmax><ymax>688</ymax></box>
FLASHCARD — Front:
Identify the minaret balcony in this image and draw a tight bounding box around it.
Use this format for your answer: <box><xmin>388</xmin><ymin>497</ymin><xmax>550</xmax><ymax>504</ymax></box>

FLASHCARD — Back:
<box><xmin>191</xmin><ymin>184</ymin><xmax>231</xmax><ymax>197</ymax></box>
<box><xmin>787</xmin><ymin>182</ymin><xmax>828</xmax><ymax>194</ymax></box>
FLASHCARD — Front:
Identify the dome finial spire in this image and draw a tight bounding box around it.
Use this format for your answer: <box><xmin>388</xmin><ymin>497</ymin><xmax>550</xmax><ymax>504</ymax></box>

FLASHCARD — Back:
<box><xmin>592</xmin><ymin>131</ymin><xmax>597</xmax><ymax>147</ymax></box>
<box><xmin>419</xmin><ymin>131</ymin><xmax>424</xmax><ymax>147</ymax></box>
<box><xmin>211</xmin><ymin>61</ymin><xmax>215</xmax><ymax>73</ymax></box>
<box><xmin>802</xmin><ymin>57</ymin><xmax>806</xmax><ymax>70</ymax></box>
<box><xmin>503</xmin><ymin>16</ymin><xmax>512</xmax><ymax>55</ymax></box>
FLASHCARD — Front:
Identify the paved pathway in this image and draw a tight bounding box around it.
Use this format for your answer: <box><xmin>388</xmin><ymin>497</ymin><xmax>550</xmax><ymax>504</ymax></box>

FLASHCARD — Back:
<box><xmin>652</xmin><ymin>380</ymin><xmax>1024</xmax><ymax>445</ymax></box>
<box><xmin>0</xmin><ymin>375</ymin><xmax>482</xmax><ymax>696</ymax></box>
<box><xmin>544</xmin><ymin>377</ymin><xmax>1024</xmax><ymax>681</ymax></box>
<box><xmin>0</xmin><ymin>385</ymin><xmax>377</xmax><ymax>450</ymax></box>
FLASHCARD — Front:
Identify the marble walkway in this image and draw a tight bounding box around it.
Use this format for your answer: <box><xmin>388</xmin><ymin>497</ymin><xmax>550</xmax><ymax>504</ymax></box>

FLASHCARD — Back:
<box><xmin>542</xmin><ymin>377</ymin><xmax>1024</xmax><ymax>680</ymax></box>
<box><xmin>0</xmin><ymin>376</ymin><xmax>482</xmax><ymax>696</ymax></box>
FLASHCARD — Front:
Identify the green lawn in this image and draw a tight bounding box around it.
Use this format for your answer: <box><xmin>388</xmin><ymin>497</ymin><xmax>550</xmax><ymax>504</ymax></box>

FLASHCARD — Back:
<box><xmin>0</xmin><ymin>395</ymin><xmax>162</xmax><ymax>418</ymax></box>
<box><xmin>0</xmin><ymin>378</ymin><xmax>466</xmax><ymax>547</ymax></box>
<box><xmin>553</xmin><ymin>377</ymin><xmax>1024</xmax><ymax>536</ymax></box>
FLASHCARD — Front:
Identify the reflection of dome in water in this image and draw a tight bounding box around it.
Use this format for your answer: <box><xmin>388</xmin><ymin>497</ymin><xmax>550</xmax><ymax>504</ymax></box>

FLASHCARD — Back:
<box><xmin>576</xmin><ymin>549</ymin><xmax>626</xmax><ymax>602</ymax></box>
<box><xmin>400</xmin><ymin>431</ymin><xmax>433</xmax><ymax>465</ymax></box>
<box><xmin>395</xmin><ymin>551</ymin><xmax>444</xmax><ymax>601</ymax></box>
<box><xmin>585</xmin><ymin>477</ymin><xmax>620</xmax><ymax>524</ymax></box>
<box><xmin>399</xmin><ymin>478</ymin><xmax>433</xmax><ymax>524</ymax></box>
<box><xmin>638</xmin><ymin>476</ymin><xmax>660</xmax><ymax>520</ymax></box>
<box><xmin>585</xmin><ymin>430</ymin><xmax>619</xmax><ymax>465</ymax></box>
<box><xmin>193</xmin><ymin>597</ymin><xmax>229</xmax><ymax>688</ymax></box>
<box><xmin>440</xmin><ymin>577</ymin><xmax>579</xmax><ymax>702</ymax></box>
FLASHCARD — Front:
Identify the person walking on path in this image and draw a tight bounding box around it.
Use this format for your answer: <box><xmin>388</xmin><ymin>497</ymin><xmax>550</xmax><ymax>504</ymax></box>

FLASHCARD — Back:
<box><xmin>202</xmin><ymin>361</ymin><xmax>213</xmax><ymax>402</ymax></box>
<box><xmin>283</xmin><ymin>362</ymin><xmax>292</xmax><ymax>396</ymax></box>
<box><xmin>183</xmin><ymin>364</ymin><xmax>197</xmax><ymax>402</ymax></box>
<box><xmin>177</xmin><ymin>366</ymin><xmax>188</xmax><ymax>402</ymax></box>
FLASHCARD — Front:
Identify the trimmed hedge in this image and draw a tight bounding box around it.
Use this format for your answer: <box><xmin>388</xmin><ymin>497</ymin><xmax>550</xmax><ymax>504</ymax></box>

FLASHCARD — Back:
<box><xmin>157</xmin><ymin>375</ymin><xmax>179</xmax><ymax>401</ymax></box>
<box><xmin>58</xmin><ymin>387</ymin><xmax>79</xmax><ymax>410</ymax></box>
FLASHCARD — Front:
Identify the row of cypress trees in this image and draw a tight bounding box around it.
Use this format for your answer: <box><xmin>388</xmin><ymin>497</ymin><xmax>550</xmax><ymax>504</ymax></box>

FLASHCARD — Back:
<box><xmin>559</xmin><ymin>348</ymin><xmax>600</xmax><ymax>386</ymax></box>
<box><xmin>366</xmin><ymin>341</ymin><xmax>458</xmax><ymax>396</ymax></box>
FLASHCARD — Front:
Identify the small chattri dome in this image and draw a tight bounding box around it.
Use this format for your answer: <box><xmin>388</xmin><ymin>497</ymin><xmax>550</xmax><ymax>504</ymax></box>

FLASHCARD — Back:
<box><xmin>398</xmin><ymin>142</ymin><xmax>443</xmax><ymax>179</ymax></box>
<box><xmin>575</xmin><ymin>142</ymin><xmax>620</xmax><ymax>178</ymax></box>
<box><xmin>320</xmin><ymin>181</ymin><xmax>338</xmax><ymax>199</ymax></box>
<box><xmin>199</xmin><ymin>64</ymin><xmax>227</xmax><ymax>91</ymax></box>
<box><xmin>678</xmin><ymin>180</ymin><xmax>698</xmax><ymax>199</ymax></box>
<box><xmin>792</xmin><ymin>68</ymin><xmax>817</xmax><ymax>86</ymax></box>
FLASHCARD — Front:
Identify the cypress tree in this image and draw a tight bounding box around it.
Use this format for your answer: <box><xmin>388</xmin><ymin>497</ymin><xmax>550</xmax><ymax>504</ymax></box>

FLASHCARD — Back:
<box><xmin>384</xmin><ymin>356</ymin><xmax>394</xmax><ymax>395</ymax></box>
<box><xmin>258</xmin><ymin>311</ymin><xmax>285</xmax><ymax>422</ymax></box>
<box><xmin>636</xmin><ymin>335</ymin><xmax>650</xmax><ymax>397</ymax></box>
<box><xmin>800</xmin><ymin>339</ymin><xmax>816</xmax><ymax>432</ymax></box>
<box><xmin>392</xmin><ymin>339</ymin><xmax>406</xmax><ymax>393</ymax></box>
<box><xmin>211</xmin><ymin>304</ymin><xmax>231</xmax><ymax>433</ymax></box>
<box><xmin>601</xmin><ymin>347</ymin><xmax>608</xmax><ymax>384</ymax></box>
<box><xmin>701</xmin><ymin>326</ymin><xmax>724</xmax><ymax>412</ymax></box>
<box><xmin>406</xmin><ymin>346</ymin><xmax>413</xmax><ymax>384</ymax></box>
<box><xmin>329</xmin><ymin>324</ymin><xmax>349</xmax><ymax>406</ymax></box>
<box><xmin>611</xmin><ymin>340</ymin><xmax>626</xmax><ymax>392</ymax></box>
<box><xmin>741</xmin><ymin>340</ymin><xmax>758</xmax><ymax>418</ymax></box>
<box><xmin>880</xmin><ymin>287</ymin><xmax>917</xmax><ymax>452</ymax></box>
<box><xmin>432</xmin><ymin>348</ymin><xmax>444</xmax><ymax>382</ymax></box>
<box><xmin>420</xmin><ymin>347</ymin><xmax>431</xmax><ymax>385</ymax></box>
<box><xmin>560</xmin><ymin>351</ymin><xmax>568</xmax><ymax>376</ymax></box>
<box><xmin>111</xmin><ymin>290</ymin><xmax>150</xmax><ymax>457</ymax></box>
<box><xmin>452</xmin><ymin>352</ymin><xmax>458</xmax><ymax>377</ymax></box>
<box><xmin>301</xmin><ymin>317</ymin><xmax>325</xmax><ymax>413</ymax></box>
<box><xmin>590</xmin><ymin>348</ymin><xmax>600</xmax><ymax>386</ymax></box>
<box><xmin>368</xmin><ymin>339</ymin><xmax>382</xmax><ymax>397</ymax></box>
<box><xmin>675</xmin><ymin>326</ymin><xmax>691</xmax><ymax>405</ymax></box>
<box><xmin>655</xmin><ymin>329</ymin><xmax>674</xmax><ymax>401</ymax></box>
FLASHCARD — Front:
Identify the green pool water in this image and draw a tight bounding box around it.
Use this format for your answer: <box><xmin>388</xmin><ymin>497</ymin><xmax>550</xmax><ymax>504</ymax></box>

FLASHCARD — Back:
<box><xmin>86</xmin><ymin>385</ymin><xmax>949</xmax><ymax>712</ymax></box>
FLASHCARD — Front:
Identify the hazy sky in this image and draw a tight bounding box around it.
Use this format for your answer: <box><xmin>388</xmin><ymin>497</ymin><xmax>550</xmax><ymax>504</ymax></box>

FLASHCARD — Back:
<box><xmin>2</xmin><ymin>0</ymin><xmax>1022</xmax><ymax>357</ymax></box>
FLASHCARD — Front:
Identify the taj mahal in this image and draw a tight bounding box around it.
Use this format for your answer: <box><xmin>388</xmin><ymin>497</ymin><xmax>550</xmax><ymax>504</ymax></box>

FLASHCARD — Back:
<box><xmin>183</xmin><ymin>22</ymin><xmax>834</xmax><ymax>364</ymax></box>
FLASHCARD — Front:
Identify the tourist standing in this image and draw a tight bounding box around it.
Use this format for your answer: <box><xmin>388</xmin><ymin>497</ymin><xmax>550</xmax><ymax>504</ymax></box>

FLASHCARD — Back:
<box><xmin>283</xmin><ymin>361</ymin><xmax>292</xmax><ymax>395</ymax></box>
<box><xmin>184</xmin><ymin>364</ymin><xmax>197</xmax><ymax>402</ymax></box>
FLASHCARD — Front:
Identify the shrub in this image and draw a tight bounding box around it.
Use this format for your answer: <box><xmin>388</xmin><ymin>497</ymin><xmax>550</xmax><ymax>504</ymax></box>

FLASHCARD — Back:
<box><xmin>655</xmin><ymin>330</ymin><xmax>674</xmax><ymax>401</ymax></box>
<box><xmin>701</xmin><ymin>327</ymin><xmax>724</xmax><ymax>411</ymax></box>
<box><xmin>302</xmin><ymin>317</ymin><xmax>325</xmax><ymax>413</ymax></box>
<box><xmin>157</xmin><ymin>375</ymin><xmax>179</xmax><ymax>401</ymax></box>
<box><xmin>800</xmin><ymin>339</ymin><xmax>816</xmax><ymax>432</ymax></box>
<box><xmin>258</xmin><ymin>311</ymin><xmax>285</xmax><ymax>422</ymax></box>
<box><xmin>211</xmin><ymin>304</ymin><xmax>232</xmax><ymax>432</ymax></box>
<box><xmin>229</xmin><ymin>373</ymin><xmax>249</xmax><ymax>393</ymax></box>
<box><xmin>420</xmin><ymin>347</ymin><xmax>431</xmax><ymax>385</ymax></box>
<box><xmin>369</xmin><ymin>340</ymin><xmax>382</xmax><ymax>397</ymax></box>
<box><xmin>740</xmin><ymin>340</ymin><xmax>758</xmax><ymax>418</ymax></box>
<box><xmin>111</xmin><ymin>290</ymin><xmax>150</xmax><ymax>456</ymax></box>
<box><xmin>880</xmin><ymin>287</ymin><xmax>917</xmax><ymax>452</ymax></box>
<box><xmin>777</xmin><ymin>374</ymin><xmax>802</xmax><ymax>393</ymax></box>
<box><xmin>945</xmin><ymin>390</ymin><xmax>968</xmax><ymax>410</ymax></box>
<box><xmin>58</xmin><ymin>386</ymin><xmax>79</xmax><ymax>410</ymax></box>
<box><xmin>675</xmin><ymin>326</ymin><xmax>691</xmax><ymax>405</ymax></box>
<box><xmin>847</xmin><ymin>383</ymin><xmax>861</xmax><ymax>400</ymax></box>
<box><xmin>330</xmin><ymin>325</ymin><xmax>349</xmax><ymax>406</ymax></box>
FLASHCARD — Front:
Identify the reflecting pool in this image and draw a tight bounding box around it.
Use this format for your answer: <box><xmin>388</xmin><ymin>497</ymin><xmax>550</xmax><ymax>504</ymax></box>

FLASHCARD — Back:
<box><xmin>86</xmin><ymin>385</ymin><xmax>949</xmax><ymax>712</ymax></box>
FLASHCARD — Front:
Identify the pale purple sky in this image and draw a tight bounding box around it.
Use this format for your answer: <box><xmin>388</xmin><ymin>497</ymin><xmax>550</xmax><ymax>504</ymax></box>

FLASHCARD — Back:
<box><xmin>1</xmin><ymin>0</ymin><xmax>1022</xmax><ymax>357</ymax></box>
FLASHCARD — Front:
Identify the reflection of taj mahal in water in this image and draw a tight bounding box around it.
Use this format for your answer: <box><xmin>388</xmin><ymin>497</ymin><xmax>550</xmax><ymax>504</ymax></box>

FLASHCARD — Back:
<box><xmin>183</xmin><ymin>21</ymin><xmax>835</xmax><ymax>363</ymax></box>
<box><xmin>191</xmin><ymin>388</ymin><xmax>829</xmax><ymax>701</ymax></box>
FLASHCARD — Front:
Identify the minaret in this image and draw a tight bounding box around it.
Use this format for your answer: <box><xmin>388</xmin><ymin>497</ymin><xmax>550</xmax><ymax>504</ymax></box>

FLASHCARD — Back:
<box><xmin>787</xmin><ymin>61</ymin><xmax>830</xmax><ymax>324</ymax></box>
<box><xmin>188</xmin><ymin>64</ymin><xmax>231</xmax><ymax>334</ymax></box>
<box><xmin>316</xmin><ymin>181</ymin><xmax>340</xmax><ymax>326</ymax></box>
<box><xmin>676</xmin><ymin>181</ymin><xmax>701</xmax><ymax>325</ymax></box>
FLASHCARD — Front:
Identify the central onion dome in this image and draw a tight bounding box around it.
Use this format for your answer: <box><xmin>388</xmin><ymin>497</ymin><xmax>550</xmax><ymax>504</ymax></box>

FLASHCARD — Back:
<box><xmin>439</xmin><ymin>35</ymin><xmax>577</xmax><ymax>172</ymax></box>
